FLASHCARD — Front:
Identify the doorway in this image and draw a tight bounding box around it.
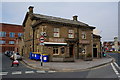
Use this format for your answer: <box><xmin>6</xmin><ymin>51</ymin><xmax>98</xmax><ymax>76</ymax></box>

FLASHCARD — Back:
<box><xmin>93</xmin><ymin>48</ymin><xmax>97</xmax><ymax>57</ymax></box>
<box><xmin>69</xmin><ymin>45</ymin><xmax>74</xmax><ymax>57</ymax></box>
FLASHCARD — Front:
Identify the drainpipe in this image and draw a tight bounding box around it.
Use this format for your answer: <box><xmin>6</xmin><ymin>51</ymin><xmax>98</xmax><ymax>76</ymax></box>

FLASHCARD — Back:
<box><xmin>77</xmin><ymin>26</ymin><xmax>79</xmax><ymax>59</ymax></box>
<box><xmin>32</xmin><ymin>26</ymin><xmax>35</xmax><ymax>52</ymax></box>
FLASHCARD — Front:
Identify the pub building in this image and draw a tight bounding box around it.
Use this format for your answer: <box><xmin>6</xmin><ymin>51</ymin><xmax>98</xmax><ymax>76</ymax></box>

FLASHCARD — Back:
<box><xmin>21</xmin><ymin>6</ymin><xmax>101</xmax><ymax>61</ymax></box>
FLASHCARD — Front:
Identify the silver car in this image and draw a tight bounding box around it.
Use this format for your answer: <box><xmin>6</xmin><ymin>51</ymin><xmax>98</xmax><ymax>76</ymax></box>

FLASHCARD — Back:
<box><xmin>10</xmin><ymin>52</ymin><xmax>22</xmax><ymax>60</ymax></box>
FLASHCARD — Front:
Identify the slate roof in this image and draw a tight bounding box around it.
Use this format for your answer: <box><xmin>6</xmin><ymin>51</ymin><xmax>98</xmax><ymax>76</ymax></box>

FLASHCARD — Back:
<box><xmin>32</xmin><ymin>13</ymin><xmax>89</xmax><ymax>27</ymax></box>
<box><xmin>23</xmin><ymin>12</ymin><xmax>95</xmax><ymax>29</ymax></box>
<box><xmin>93</xmin><ymin>34</ymin><xmax>101</xmax><ymax>38</ymax></box>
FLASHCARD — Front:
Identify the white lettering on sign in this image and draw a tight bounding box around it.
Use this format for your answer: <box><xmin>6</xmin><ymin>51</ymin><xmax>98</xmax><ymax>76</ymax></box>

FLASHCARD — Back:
<box><xmin>49</xmin><ymin>38</ymin><xmax>65</xmax><ymax>43</ymax></box>
<box><xmin>79</xmin><ymin>40</ymin><xmax>90</xmax><ymax>44</ymax></box>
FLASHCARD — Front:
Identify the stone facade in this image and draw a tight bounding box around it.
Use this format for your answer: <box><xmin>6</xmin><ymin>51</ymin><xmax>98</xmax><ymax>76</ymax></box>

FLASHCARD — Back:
<box><xmin>22</xmin><ymin>6</ymin><xmax>101</xmax><ymax>61</ymax></box>
<box><xmin>93</xmin><ymin>34</ymin><xmax>102</xmax><ymax>58</ymax></box>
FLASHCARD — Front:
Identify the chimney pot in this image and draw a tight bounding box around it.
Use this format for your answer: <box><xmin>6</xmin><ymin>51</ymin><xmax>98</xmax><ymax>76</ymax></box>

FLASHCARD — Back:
<box><xmin>73</xmin><ymin>15</ymin><xmax>78</xmax><ymax>21</ymax></box>
<box><xmin>28</xmin><ymin>6</ymin><xmax>34</xmax><ymax>13</ymax></box>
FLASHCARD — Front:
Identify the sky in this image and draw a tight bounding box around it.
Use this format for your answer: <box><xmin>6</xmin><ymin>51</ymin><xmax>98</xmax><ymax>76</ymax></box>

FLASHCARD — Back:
<box><xmin>1</xmin><ymin>1</ymin><xmax>119</xmax><ymax>42</ymax></box>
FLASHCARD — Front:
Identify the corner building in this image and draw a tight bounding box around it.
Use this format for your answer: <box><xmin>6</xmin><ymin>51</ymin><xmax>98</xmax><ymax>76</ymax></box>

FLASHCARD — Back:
<box><xmin>22</xmin><ymin>6</ymin><xmax>100</xmax><ymax>61</ymax></box>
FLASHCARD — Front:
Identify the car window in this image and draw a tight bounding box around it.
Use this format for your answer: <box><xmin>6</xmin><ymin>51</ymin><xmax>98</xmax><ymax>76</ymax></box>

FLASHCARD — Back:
<box><xmin>16</xmin><ymin>53</ymin><xmax>20</xmax><ymax>55</ymax></box>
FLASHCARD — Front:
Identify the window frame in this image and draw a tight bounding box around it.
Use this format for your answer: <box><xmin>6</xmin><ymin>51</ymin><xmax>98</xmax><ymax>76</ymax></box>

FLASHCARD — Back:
<box><xmin>53</xmin><ymin>28</ymin><xmax>60</xmax><ymax>37</ymax></box>
<box><xmin>68</xmin><ymin>29</ymin><xmax>74</xmax><ymax>38</ymax></box>
<box><xmin>0</xmin><ymin>40</ymin><xmax>6</xmax><ymax>44</ymax></box>
<box><xmin>0</xmin><ymin>32</ymin><xmax>6</xmax><ymax>37</ymax></box>
<box><xmin>82</xmin><ymin>32</ymin><xmax>86</xmax><ymax>39</ymax></box>
<box><xmin>9</xmin><ymin>41</ymin><xmax>15</xmax><ymax>44</ymax></box>
<box><xmin>9</xmin><ymin>32</ymin><xmax>15</xmax><ymax>38</ymax></box>
<box><xmin>53</xmin><ymin>47</ymin><xmax>59</xmax><ymax>55</ymax></box>
<box><xmin>18</xmin><ymin>33</ymin><xmax>23</xmax><ymax>37</ymax></box>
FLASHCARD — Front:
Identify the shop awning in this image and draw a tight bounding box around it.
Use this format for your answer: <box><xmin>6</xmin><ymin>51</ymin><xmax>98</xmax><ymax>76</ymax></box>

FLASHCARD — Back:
<box><xmin>44</xmin><ymin>42</ymin><xmax>67</xmax><ymax>46</ymax></box>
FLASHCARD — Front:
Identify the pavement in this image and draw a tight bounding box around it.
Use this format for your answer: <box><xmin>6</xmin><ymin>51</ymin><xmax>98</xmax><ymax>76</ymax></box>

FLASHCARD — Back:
<box><xmin>22</xmin><ymin>56</ymin><xmax>114</xmax><ymax>72</ymax></box>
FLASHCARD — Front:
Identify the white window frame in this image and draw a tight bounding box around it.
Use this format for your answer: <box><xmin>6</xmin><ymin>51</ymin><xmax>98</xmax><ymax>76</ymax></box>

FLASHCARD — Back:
<box><xmin>82</xmin><ymin>46</ymin><xmax>86</xmax><ymax>54</ymax></box>
<box><xmin>82</xmin><ymin>32</ymin><xmax>86</xmax><ymax>39</ymax></box>
<box><xmin>54</xmin><ymin>28</ymin><xmax>60</xmax><ymax>37</ymax></box>
<box><xmin>0</xmin><ymin>40</ymin><xmax>6</xmax><ymax>44</ymax></box>
<box><xmin>9</xmin><ymin>32</ymin><xmax>15</xmax><ymax>38</ymax></box>
<box><xmin>68</xmin><ymin>30</ymin><xmax>74</xmax><ymax>38</ymax></box>
<box><xmin>9</xmin><ymin>41</ymin><xmax>15</xmax><ymax>44</ymax></box>
<box><xmin>18</xmin><ymin>33</ymin><xmax>23</xmax><ymax>37</ymax></box>
<box><xmin>53</xmin><ymin>47</ymin><xmax>59</xmax><ymax>55</ymax></box>
<box><xmin>0</xmin><ymin>32</ymin><xmax>6</xmax><ymax>37</ymax></box>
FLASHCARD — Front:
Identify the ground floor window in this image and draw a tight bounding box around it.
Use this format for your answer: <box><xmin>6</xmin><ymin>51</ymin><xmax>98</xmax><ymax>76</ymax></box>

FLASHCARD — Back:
<box><xmin>53</xmin><ymin>47</ymin><xmax>59</xmax><ymax>55</ymax></box>
<box><xmin>61</xmin><ymin>47</ymin><xmax>65</xmax><ymax>54</ymax></box>
<box><xmin>53</xmin><ymin>46</ymin><xmax>65</xmax><ymax>55</ymax></box>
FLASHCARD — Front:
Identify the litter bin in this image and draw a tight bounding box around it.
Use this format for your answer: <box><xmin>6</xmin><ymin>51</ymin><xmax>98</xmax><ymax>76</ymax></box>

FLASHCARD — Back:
<box><xmin>29</xmin><ymin>52</ymin><xmax>35</xmax><ymax>59</ymax></box>
<box><xmin>42</xmin><ymin>54</ymin><xmax>49</xmax><ymax>62</ymax></box>
<box><xmin>34</xmin><ymin>54</ymin><xmax>40</xmax><ymax>60</ymax></box>
<box><xmin>33</xmin><ymin>52</ymin><xmax>41</xmax><ymax>60</ymax></box>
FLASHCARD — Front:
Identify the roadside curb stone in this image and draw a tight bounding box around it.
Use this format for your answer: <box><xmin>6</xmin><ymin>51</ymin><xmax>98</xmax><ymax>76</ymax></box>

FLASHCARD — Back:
<box><xmin>21</xmin><ymin>57</ymin><xmax>114</xmax><ymax>72</ymax></box>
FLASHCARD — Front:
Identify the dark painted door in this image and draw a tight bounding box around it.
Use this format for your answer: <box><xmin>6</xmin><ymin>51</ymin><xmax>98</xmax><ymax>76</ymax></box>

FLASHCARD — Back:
<box><xmin>93</xmin><ymin>48</ymin><xmax>97</xmax><ymax>57</ymax></box>
<box><xmin>69</xmin><ymin>45</ymin><xmax>74</xmax><ymax>57</ymax></box>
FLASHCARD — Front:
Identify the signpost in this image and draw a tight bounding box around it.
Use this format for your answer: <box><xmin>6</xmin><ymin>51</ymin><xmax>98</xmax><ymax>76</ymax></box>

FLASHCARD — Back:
<box><xmin>40</xmin><ymin>36</ymin><xmax>44</xmax><ymax>66</ymax></box>
<box><xmin>40</xmin><ymin>26</ymin><xmax>46</xmax><ymax>66</ymax></box>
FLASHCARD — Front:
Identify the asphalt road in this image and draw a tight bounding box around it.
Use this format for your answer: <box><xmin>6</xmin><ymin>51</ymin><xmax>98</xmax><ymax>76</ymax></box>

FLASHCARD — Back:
<box><xmin>107</xmin><ymin>53</ymin><xmax>120</xmax><ymax>66</ymax></box>
<box><xmin>1</xmin><ymin>53</ymin><xmax>120</xmax><ymax>79</ymax></box>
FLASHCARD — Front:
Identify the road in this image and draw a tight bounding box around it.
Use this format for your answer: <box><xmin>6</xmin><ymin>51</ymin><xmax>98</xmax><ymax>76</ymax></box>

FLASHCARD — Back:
<box><xmin>1</xmin><ymin>53</ymin><xmax>120</xmax><ymax>79</ymax></box>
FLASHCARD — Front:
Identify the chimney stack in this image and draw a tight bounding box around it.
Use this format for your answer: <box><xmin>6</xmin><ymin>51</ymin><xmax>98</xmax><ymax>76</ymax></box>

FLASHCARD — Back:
<box><xmin>73</xmin><ymin>15</ymin><xmax>78</xmax><ymax>21</ymax></box>
<box><xmin>28</xmin><ymin>6</ymin><xmax>34</xmax><ymax>13</ymax></box>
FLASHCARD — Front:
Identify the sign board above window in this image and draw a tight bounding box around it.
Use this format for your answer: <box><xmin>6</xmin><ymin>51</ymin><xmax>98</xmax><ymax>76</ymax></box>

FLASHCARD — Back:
<box><xmin>49</xmin><ymin>38</ymin><xmax>65</xmax><ymax>43</ymax></box>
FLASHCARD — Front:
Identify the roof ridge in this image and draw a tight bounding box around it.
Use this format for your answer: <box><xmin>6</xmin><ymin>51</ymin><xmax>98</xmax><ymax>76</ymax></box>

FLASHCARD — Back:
<box><xmin>33</xmin><ymin>13</ymin><xmax>88</xmax><ymax>26</ymax></box>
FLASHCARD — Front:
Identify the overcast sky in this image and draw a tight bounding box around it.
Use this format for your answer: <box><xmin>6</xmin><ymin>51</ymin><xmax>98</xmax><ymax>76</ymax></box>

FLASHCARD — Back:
<box><xmin>1</xmin><ymin>2</ymin><xmax>118</xmax><ymax>42</ymax></box>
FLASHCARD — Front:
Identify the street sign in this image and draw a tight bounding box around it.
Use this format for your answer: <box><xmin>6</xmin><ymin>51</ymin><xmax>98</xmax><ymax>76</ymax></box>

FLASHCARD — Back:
<box><xmin>41</xmin><ymin>32</ymin><xmax>47</xmax><ymax>37</ymax></box>
<box><xmin>40</xmin><ymin>36</ymin><xmax>44</xmax><ymax>42</ymax></box>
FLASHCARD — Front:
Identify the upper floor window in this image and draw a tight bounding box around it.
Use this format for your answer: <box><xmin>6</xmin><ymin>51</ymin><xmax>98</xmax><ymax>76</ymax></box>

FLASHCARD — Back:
<box><xmin>82</xmin><ymin>32</ymin><xmax>86</xmax><ymax>39</ymax></box>
<box><xmin>0</xmin><ymin>32</ymin><xmax>6</xmax><ymax>37</ymax></box>
<box><xmin>9</xmin><ymin>32</ymin><xmax>15</xmax><ymax>38</ymax></box>
<box><xmin>54</xmin><ymin>28</ymin><xmax>60</xmax><ymax>37</ymax></box>
<box><xmin>18</xmin><ymin>33</ymin><xmax>23</xmax><ymax>37</ymax></box>
<box><xmin>0</xmin><ymin>40</ymin><xmax>6</xmax><ymax>44</ymax></box>
<box><xmin>9</xmin><ymin>41</ymin><xmax>15</xmax><ymax>44</ymax></box>
<box><xmin>68</xmin><ymin>30</ymin><xmax>74</xmax><ymax>38</ymax></box>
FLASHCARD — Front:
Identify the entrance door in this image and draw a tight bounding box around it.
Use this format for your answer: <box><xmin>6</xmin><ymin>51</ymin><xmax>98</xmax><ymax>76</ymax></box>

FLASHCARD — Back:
<box><xmin>93</xmin><ymin>48</ymin><xmax>97</xmax><ymax>57</ymax></box>
<box><xmin>69</xmin><ymin>45</ymin><xmax>74</xmax><ymax>57</ymax></box>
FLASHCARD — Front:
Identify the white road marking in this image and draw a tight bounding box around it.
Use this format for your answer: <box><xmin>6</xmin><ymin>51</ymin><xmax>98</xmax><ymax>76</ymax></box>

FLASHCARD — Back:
<box><xmin>111</xmin><ymin>63</ymin><xmax>120</xmax><ymax>78</ymax></box>
<box><xmin>12</xmin><ymin>71</ymin><xmax>22</xmax><ymax>75</ymax></box>
<box><xmin>0</xmin><ymin>72</ymin><xmax>8</xmax><ymax>75</ymax></box>
<box><xmin>36</xmin><ymin>71</ymin><xmax>46</xmax><ymax>73</ymax></box>
<box><xmin>25</xmin><ymin>71</ymin><xmax>34</xmax><ymax>74</ymax></box>
<box><xmin>114</xmin><ymin>62</ymin><xmax>120</xmax><ymax>70</ymax></box>
<box><xmin>48</xmin><ymin>71</ymin><xmax>56</xmax><ymax>73</ymax></box>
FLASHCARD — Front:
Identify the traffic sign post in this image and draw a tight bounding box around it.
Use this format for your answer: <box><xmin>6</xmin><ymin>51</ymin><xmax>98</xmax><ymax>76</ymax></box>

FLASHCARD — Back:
<box><xmin>40</xmin><ymin>27</ymin><xmax>45</xmax><ymax>66</ymax></box>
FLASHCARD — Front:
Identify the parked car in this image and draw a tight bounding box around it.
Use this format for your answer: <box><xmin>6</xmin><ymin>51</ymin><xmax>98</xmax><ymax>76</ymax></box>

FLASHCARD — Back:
<box><xmin>10</xmin><ymin>52</ymin><xmax>22</xmax><ymax>60</ymax></box>
<box><xmin>5</xmin><ymin>51</ymin><xmax>13</xmax><ymax>57</ymax></box>
<box><xmin>7</xmin><ymin>51</ymin><xmax>13</xmax><ymax>57</ymax></box>
<box><xmin>4</xmin><ymin>51</ymin><xmax>9</xmax><ymax>55</ymax></box>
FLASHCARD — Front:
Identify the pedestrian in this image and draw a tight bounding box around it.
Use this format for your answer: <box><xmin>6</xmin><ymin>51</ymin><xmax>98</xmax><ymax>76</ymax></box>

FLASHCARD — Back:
<box><xmin>11</xmin><ymin>51</ymin><xmax>19</xmax><ymax>67</ymax></box>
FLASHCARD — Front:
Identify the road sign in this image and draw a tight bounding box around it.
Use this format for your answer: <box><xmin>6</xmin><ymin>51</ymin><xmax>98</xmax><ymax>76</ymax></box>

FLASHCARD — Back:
<box><xmin>40</xmin><ymin>36</ymin><xmax>44</xmax><ymax>42</ymax></box>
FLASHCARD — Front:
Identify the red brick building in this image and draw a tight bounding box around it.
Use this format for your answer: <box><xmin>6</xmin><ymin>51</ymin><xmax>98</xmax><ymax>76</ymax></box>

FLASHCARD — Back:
<box><xmin>0</xmin><ymin>23</ymin><xmax>23</xmax><ymax>53</ymax></box>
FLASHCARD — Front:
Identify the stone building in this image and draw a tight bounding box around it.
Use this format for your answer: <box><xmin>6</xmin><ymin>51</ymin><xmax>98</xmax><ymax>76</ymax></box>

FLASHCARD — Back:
<box><xmin>22</xmin><ymin>6</ymin><xmax>101</xmax><ymax>61</ymax></box>
<box><xmin>93</xmin><ymin>34</ymin><xmax>102</xmax><ymax>58</ymax></box>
